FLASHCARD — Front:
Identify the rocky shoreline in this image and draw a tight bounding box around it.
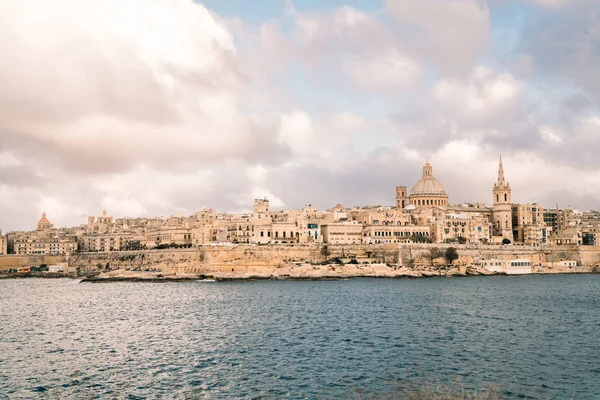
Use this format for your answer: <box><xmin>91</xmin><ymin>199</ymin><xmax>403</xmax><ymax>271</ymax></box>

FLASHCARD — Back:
<box><xmin>4</xmin><ymin>263</ymin><xmax>595</xmax><ymax>282</ymax></box>
<box><xmin>76</xmin><ymin>264</ymin><xmax>504</xmax><ymax>283</ymax></box>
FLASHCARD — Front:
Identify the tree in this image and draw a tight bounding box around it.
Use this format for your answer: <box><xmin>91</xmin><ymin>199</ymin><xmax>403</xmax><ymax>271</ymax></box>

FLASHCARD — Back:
<box><xmin>457</xmin><ymin>236</ymin><xmax>467</xmax><ymax>244</ymax></box>
<box><xmin>410</xmin><ymin>234</ymin><xmax>432</xmax><ymax>243</ymax></box>
<box><xmin>445</xmin><ymin>247</ymin><xmax>459</xmax><ymax>265</ymax></box>
<box><xmin>425</xmin><ymin>247</ymin><xmax>444</xmax><ymax>266</ymax></box>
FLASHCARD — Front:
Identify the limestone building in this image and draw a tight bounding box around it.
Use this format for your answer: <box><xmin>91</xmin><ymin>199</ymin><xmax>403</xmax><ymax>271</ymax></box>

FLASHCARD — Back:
<box><xmin>511</xmin><ymin>203</ymin><xmax>547</xmax><ymax>245</ymax></box>
<box><xmin>409</xmin><ymin>159</ymin><xmax>449</xmax><ymax>208</ymax></box>
<box><xmin>492</xmin><ymin>155</ymin><xmax>513</xmax><ymax>240</ymax></box>
<box><xmin>321</xmin><ymin>221</ymin><xmax>363</xmax><ymax>244</ymax></box>
<box><xmin>395</xmin><ymin>186</ymin><xmax>407</xmax><ymax>209</ymax></box>
<box><xmin>13</xmin><ymin>213</ymin><xmax>77</xmax><ymax>255</ymax></box>
<box><xmin>430</xmin><ymin>211</ymin><xmax>492</xmax><ymax>244</ymax></box>
<box><xmin>0</xmin><ymin>231</ymin><xmax>7</xmax><ymax>255</ymax></box>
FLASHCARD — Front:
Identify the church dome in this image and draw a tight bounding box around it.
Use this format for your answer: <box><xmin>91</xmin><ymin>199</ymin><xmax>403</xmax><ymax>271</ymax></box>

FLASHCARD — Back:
<box><xmin>410</xmin><ymin>160</ymin><xmax>448</xmax><ymax>197</ymax></box>
<box><xmin>409</xmin><ymin>159</ymin><xmax>449</xmax><ymax>207</ymax></box>
<box><xmin>37</xmin><ymin>212</ymin><xmax>52</xmax><ymax>230</ymax></box>
<box><xmin>410</xmin><ymin>176</ymin><xmax>448</xmax><ymax>196</ymax></box>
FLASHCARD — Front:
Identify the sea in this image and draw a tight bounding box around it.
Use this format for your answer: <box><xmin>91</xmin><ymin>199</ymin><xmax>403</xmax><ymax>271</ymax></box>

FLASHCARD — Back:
<box><xmin>1</xmin><ymin>275</ymin><xmax>599</xmax><ymax>399</ymax></box>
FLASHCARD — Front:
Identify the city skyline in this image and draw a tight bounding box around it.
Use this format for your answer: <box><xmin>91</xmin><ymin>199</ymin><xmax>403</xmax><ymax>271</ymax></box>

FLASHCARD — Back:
<box><xmin>1</xmin><ymin>0</ymin><xmax>599</xmax><ymax>231</ymax></box>
<box><xmin>0</xmin><ymin>156</ymin><xmax>580</xmax><ymax>233</ymax></box>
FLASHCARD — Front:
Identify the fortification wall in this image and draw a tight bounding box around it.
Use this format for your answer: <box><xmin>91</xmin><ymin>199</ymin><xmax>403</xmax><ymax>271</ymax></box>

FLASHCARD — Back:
<box><xmin>68</xmin><ymin>250</ymin><xmax>199</xmax><ymax>274</ymax></box>
<box><xmin>3</xmin><ymin>243</ymin><xmax>599</xmax><ymax>276</ymax></box>
<box><xmin>0</xmin><ymin>255</ymin><xmax>67</xmax><ymax>271</ymax></box>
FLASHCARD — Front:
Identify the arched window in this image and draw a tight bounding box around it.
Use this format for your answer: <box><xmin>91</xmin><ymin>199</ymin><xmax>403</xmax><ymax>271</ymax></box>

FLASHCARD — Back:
<box><xmin>504</xmin><ymin>193</ymin><xmax>507</xmax><ymax>202</ymax></box>
<box><xmin>496</xmin><ymin>194</ymin><xmax>499</xmax><ymax>202</ymax></box>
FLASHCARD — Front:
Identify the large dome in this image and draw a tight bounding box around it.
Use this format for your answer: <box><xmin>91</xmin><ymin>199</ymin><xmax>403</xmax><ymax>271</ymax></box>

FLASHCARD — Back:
<box><xmin>410</xmin><ymin>176</ymin><xmax>448</xmax><ymax>196</ymax></box>
<box><xmin>409</xmin><ymin>159</ymin><xmax>449</xmax><ymax>207</ymax></box>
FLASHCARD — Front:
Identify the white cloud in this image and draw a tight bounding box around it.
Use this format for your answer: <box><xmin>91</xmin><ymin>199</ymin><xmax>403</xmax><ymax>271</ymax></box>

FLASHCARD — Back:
<box><xmin>278</xmin><ymin>110</ymin><xmax>315</xmax><ymax>156</ymax></box>
<box><xmin>343</xmin><ymin>49</ymin><xmax>421</xmax><ymax>91</ymax></box>
<box><xmin>385</xmin><ymin>0</ymin><xmax>491</xmax><ymax>75</ymax></box>
<box><xmin>1</xmin><ymin>0</ymin><xmax>600</xmax><ymax>230</ymax></box>
<box><xmin>432</xmin><ymin>67</ymin><xmax>522</xmax><ymax>121</ymax></box>
<box><xmin>0</xmin><ymin>0</ymin><xmax>269</xmax><ymax>170</ymax></box>
<box><xmin>525</xmin><ymin>0</ymin><xmax>575</xmax><ymax>7</ymax></box>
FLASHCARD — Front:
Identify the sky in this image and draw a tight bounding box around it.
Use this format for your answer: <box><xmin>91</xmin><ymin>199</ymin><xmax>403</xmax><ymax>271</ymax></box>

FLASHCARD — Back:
<box><xmin>0</xmin><ymin>0</ymin><xmax>599</xmax><ymax>231</ymax></box>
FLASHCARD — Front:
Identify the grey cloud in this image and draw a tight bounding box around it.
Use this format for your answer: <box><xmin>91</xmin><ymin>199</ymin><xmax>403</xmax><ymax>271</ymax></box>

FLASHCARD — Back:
<box><xmin>385</xmin><ymin>0</ymin><xmax>492</xmax><ymax>76</ymax></box>
<box><xmin>521</xmin><ymin>1</ymin><xmax>600</xmax><ymax>100</ymax></box>
<box><xmin>0</xmin><ymin>166</ymin><xmax>44</xmax><ymax>189</ymax></box>
<box><xmin>266</xmin><ymin>147</ymin><xmax>423</xmax><ymax>210</ymax></box>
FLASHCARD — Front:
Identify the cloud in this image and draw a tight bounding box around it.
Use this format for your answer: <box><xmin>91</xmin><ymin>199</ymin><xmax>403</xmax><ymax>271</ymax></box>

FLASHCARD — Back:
<box><xmin>524</xmin><ymin>0</ymin><xmax>578</xmax><ymax>7</ymax></box>
<box><xmin>0</xmin><ymin>0</ymin><xmax>290</xmax><ymax>229</ymax></box>
<box><xmin>343</xmin><ymin>49</ymin><xmax>421</xmax><ymax>91</ymax></box>
<box><xmin>2</xmin><ymin>0</ymin><xmax>600</xmax><ymax>231</ymax></box>
<box><xmin>385</xmin><ymin>0</ymin><xmax>491</xmax><ymax>75</ymax></box>
<box><xmin>521</xmin><ymin>0</ymin><xmax>600</xmax><ymax>100</ymax></box>
<box><xmin>0</xmin><ymin>0</ymin><xmax>285</xmax><ymax>176</ymax></box>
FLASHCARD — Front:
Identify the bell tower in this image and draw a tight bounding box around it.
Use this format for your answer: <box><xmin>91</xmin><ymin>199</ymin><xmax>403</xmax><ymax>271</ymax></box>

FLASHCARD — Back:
<box><xmin>492</xmin><ymin>155</ymin><xmax>513</xmax><ymax>240</ymax></box>
<box><xmin>396</xmin><ymin>186</ymin><xmax>407</xmax><ymax>209</ymax></box>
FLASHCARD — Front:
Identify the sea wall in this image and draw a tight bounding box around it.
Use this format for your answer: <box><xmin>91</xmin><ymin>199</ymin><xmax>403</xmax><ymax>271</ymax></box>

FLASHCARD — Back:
<box><xmin>0</xmin><ymin>254</ymin><xmax>67</xmax><ymax>271</ymax></box>
<box><xmin>65</xmin><ymin>243</ymin><xmax>600</xmax><ymax>275</ymax></box>
<box><xmin>2</xmin><ymin>243</ymin><xmax>598</xmax><ymax>276</ymax></box>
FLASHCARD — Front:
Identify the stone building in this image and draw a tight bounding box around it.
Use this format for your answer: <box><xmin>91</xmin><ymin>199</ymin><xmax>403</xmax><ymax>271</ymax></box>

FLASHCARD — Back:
<box><xmin>492</xmin><ymin>155</ymin><xmax>513</xmax><ymax>241</ymax></box>
<box><xmin>87</xmin><ymin>210</ymin><xmax>114</xmax><ymax>233</ymax></box>
<box><xmin>362</xmin><ymin>224</ymin><xmax>430</xmax><ymax>244</ymax></box>
<box><xmin>430</xmin><ymin>211</ymin><xmax>492</xmax><ymax>244</ymax></box>
<box><xmin>395</xmin><ymin>185</ymin><xmax>408</xmax><ymax>209</ymax></box>
<box><xmin>0</xmin><ymin>232</ymin><xmax>7</xmax><ymax>255</ymax></box>
<box><xmin>321</xmin><ymin>221</ymin><xmax>363</xmax><ymax>244</ymax></box>
<box><xmin>14</xmin><ymin>235</ymin><xmax>77</xmax><ymax>255</ymax></box>
<box><xmin>80</xmin><ymin>233</ymin><xmax>128</xmax><ymax>252</ymax></box>
<box><xmin>511</xmin><ymin>203</ymin><xmax>547</xmax><ymax>245</ymax></box>
<box><xmin>12</xmin><ymin>213</ymin><xmax>77</xmax><ymax>255</ymax></box>
<box><xmin>145</xmin><ymin>227</ymin><xmax>193</xmax><ymax>248</ymax></box>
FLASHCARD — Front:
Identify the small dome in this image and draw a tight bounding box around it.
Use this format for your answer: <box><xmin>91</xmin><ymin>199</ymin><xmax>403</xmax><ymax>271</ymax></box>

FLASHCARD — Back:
<box><xmin>38</xmin><ymin>212</ymin><xmax>50</xmax><ymax>224</ymax></box>
<box><xmin>37</xmin><ymin>212</ymin><xmax>52</xmax><ymax>230</ymax></box>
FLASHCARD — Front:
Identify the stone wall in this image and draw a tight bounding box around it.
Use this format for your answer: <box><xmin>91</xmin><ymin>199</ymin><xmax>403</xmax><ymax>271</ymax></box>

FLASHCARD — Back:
<box><xmin>0</xmin><ymin>255</ymin><xmax>67</xmax><ymax>271</ymax></box>
<box><xmin>3</xmin><ymin>243</ymin><xmax>600</xmax><ymax>275</ymax></box>
<box><xmin>65</xmin><ymin>244</ymin><xmax>398</xmax><ymax>275</ymax></box>
<box><xmin>68</xmin><ymin>250</ymin><xmax>199</xmax><ymax>274</ymax></box>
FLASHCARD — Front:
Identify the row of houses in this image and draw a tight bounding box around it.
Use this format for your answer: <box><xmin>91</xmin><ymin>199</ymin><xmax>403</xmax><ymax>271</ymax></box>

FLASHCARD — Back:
<box><xmin>2</xmin><ymin>200</ymin><xmax>599</xmax><ymax>256</ymax></box>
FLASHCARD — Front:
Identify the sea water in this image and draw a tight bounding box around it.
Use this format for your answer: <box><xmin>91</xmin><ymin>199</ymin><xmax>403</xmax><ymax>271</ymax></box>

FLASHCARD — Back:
<box><xmin>1</xmin><ymin>275</ymin><xmax>599</xmax><ymax>399</ymax></box>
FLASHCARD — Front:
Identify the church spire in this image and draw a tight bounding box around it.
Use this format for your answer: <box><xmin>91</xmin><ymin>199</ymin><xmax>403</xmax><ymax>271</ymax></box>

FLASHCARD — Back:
<box><xmin>497</xmin><ymin>154</ymin><xmax>505</xmax><ymax>185</ymax></box>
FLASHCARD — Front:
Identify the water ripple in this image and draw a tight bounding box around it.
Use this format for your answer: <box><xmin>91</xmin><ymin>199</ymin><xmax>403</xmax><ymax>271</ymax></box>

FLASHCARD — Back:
<box><xmin>0</xmin><ymin>276</ymin><xmax>599</xmax><ymax>398</ymax></box>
